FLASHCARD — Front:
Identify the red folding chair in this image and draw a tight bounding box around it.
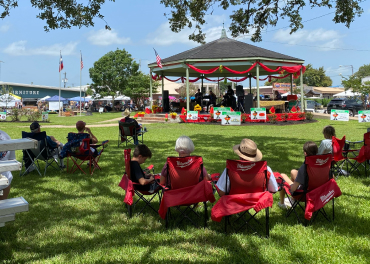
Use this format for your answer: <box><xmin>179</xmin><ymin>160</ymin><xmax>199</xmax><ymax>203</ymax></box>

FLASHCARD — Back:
<box><xmin>66</xmin><ymin>133</ymin><xmax>109</xmax><ymax>175</ymax></box>
<box><xmin>284</xmin><ymin>154</ymin><xmax>342</xmax><ymax>225</ymax></box>
<box><xmin>158</xmin><ymin>156</ymin><xmax>215</xmax><ymax>228</ymax></box>
<box><xmin>118</xmin><ymin>149</ymin><xmax>161</xmax><ymax>217</ymax></box>
<box><xmin>332</xmin><ymin>136</ymin><xmax>353</xmax><ymax>176</ymax></box>
<box><xmin>211</xmin><ymin>160</ymin><xmax>273</xmax><ymax>237</ymax></box>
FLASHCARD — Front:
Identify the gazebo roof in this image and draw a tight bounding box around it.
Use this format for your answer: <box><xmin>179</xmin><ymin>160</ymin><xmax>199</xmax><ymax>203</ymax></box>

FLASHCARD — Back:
<box><xmin>162</xmin><ymin>37</ymin><xmax>302</xmax><ymax>63</ymax></box>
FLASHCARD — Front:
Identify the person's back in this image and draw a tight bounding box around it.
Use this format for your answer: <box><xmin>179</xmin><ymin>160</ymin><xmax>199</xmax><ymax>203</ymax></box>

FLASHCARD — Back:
<box><xmin>318</xmin><ymin>125</ymin><xmax>335</xmax><ymax>155</ymax></box>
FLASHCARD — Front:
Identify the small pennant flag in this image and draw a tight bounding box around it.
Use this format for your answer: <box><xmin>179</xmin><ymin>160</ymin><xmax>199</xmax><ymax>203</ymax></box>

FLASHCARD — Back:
<box><xmin>153</xmin><ymin>48</ymin><xmax>163</xmax><ymax>68</ymax></box>
<box><xmin>80</xmin><ymin>53</ymin><xmax>84</xmax><ymax>70</ymax></box>
<box><xmin>59</xmin><ymin>53</ymin><xmax>64</xmax><ymax>72</ymax></box>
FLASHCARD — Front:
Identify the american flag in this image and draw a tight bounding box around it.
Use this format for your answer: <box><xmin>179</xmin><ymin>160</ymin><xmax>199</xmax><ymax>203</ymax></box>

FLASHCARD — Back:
<box><xmin>80</xmin><ymin>53</ymin><xmax>84</xmax><ymax>70</ymax></box>
<box><xmin>59</xmin><ymin>53</ymin><xmax>64</xmax><ymax>72</ymax></box>
<box><xmin>153</xmin><ymin>48</ymin><xmax>163</xmax><ymax>68</ymax></box>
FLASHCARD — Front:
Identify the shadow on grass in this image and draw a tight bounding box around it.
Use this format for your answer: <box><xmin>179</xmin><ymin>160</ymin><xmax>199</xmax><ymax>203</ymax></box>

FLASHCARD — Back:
<box><xmin>3</xmin><ymin>124</ymin><xmax>370</xmax><ymax>263</ymax></box>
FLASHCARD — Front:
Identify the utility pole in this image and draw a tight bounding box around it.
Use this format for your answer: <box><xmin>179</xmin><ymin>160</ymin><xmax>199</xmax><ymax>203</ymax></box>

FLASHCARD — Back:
<box><xmin>62</xmin><ymin>72</ymin><xmax>68</xmax><ymax>88</ymax></box>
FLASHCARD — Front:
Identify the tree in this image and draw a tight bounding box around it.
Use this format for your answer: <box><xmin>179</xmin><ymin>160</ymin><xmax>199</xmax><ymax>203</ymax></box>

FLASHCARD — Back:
<box><xmin>160</xmin><ymin>0</ymin><xmax>364</xmax><ymax>43</ymax></box>
<box><xmin>124</xmin><ymin>73</ymin><xmax>159</xmax><ymax>109</ymax></box>
<box><xmin>1</xmin><ymin>0</ymin><xmax>114</xmax><ymax>31</ymax></box>
<box><xmin>176</xmin><ymin>83</ymin><xmax>198</xmax><ymax>98</ymax></box>
<box><xmin>89</xmin><ymin>49</ymin><xmax>139</xmax><ymax>100</ymax></box>
<box><xmin>264</xmin><ymin>64</ymin><xmax>332</xmax><ymax>87</ymax></box>
<box><xmin>342</xmin><ymin>74</ymin><xmax>370</xmax><ymax>109</ymax></box>
<box><xmin>353</xmin><ymin>64</ymin><xmax>370</xmax><ymax>79</ymax></box>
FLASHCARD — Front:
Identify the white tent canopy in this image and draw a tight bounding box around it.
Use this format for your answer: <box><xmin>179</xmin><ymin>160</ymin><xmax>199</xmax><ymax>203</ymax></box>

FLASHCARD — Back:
<box><xmin>37</xmin><ymin>95</ymin><xmax>51</xmax><ymax>102</ymax></box>
<box><xmin>0</xmin><ymin>94</ymin><xmax>21</xmax><ymax>107</ymax></box>
<box><xmin>333</xmin><ymin>89</ymin><xmax>361</xmax><ymax>98</ymax></box>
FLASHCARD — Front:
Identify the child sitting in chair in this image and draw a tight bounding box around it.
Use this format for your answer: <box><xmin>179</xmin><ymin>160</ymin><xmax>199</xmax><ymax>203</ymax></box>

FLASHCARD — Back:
<box><xmin>318</xmin><ymin>125</ymin><xmax>335</xmax><ymax>155</ymax></box>
<box><xmin>131</xmin><ymin>144</ymin><xmax>159</xmax><ymax>193</ymax></box>
<box><xmin>278</xmin><ymin>141</ymin><xmax>318</xmax><ymax>209</ymax></box>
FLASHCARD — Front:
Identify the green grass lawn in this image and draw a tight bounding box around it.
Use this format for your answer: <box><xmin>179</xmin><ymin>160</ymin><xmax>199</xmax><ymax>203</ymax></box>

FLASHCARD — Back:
<box><xmin>1</xmin><ymin>115</ymin><xmax>370</xmax><ymax>263</ymax></box>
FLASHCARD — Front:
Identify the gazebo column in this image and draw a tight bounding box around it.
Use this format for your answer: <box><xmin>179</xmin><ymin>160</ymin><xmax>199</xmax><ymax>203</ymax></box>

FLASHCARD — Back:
<box><xmin>300</xmin><ymin>67</ymin><xmax>304</xmax><ymax>111</ymax></box>
<box><xmin>201</xmin><ymin>75</ymin><xmax>204</xmax><ymax>109</ymax></box>
<box><xmin>186</xmin><ymin>67</ymin><xmax>190</xmax><ymax>113</ymax></box>
<box><xmin>256</xmin><ymin>63</ymin><xmax>260</xmax><ymax>108</ymax></box>
<box><xmin>161</xmin><ymin>74</ymin><xmax>164</xmax><ymax>108</ymax></box>
<box><xmin>149</xmin><ymin>68</ymin><xmax>153</xmax><ymax>109</ymax></box>
<box><xmin>290</xmin><ymin>74</ymin><xmax>293</xmax><ymax>94</ymax></box>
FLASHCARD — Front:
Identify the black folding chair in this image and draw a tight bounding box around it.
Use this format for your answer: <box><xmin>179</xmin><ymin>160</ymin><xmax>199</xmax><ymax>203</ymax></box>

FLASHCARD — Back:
<box><xmin>118</xmin><ymin>121</ymin><xmax>146</xmax><ymax>147</ymax></box>
<box><xmin>20</xmin><ymin>131</ymin><xmax>61</xmax><ymax>176</ymax></box>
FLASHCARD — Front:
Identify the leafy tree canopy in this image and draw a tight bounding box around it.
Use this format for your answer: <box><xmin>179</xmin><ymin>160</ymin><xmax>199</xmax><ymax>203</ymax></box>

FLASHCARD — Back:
<box><xmin>264</xmin><ymin>64</ymin><xmax>332</xmax><ymax>87</ymax></box>
<box><xmin>353</xmin><ymin>63</ymin><xmax>370</xmax><ymax>79</ymax></box>
<box><xmin>219</xmin><ymin>81</ymin><xmax>232</xmax><ymax>94</ymax></box>
<box><xmin>124</xmin><ymin>73</ymin><xmax>159</xmax><ymax>107</ymax></box>
<box><xmin>160</xmin><ymin>0</ymin><xmax>364</xmax><ymax>43</ymax></box>
<box><xmin>0</xmin><ymin>0</ymin><xmax>114</xmax><ymax>31</ymax></box>
<box><xmin>89</xmin><ymin>48</ymin><xmax>139</xmax><ymax>99</ymax></box>
<box><xmin>342</xmin><ymin>64</ymin><xmax>370</xmax><ymax>107</ymax></box>
<box><xmin>176</xmin><ymin>83</ymin><xmax>198</xmax><ymax>98</ymax></box>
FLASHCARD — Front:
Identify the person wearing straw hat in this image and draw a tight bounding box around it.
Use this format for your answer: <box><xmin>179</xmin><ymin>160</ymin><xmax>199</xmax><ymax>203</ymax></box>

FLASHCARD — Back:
<box><xmin>120</xmin><ymin>109</ymin><xmax>142</xmax><ymax>145</ymax></box>
<box><xmin>215</xmin><ymin>138</ymin><xmax>279</xmax><ymax>197</ymax></box>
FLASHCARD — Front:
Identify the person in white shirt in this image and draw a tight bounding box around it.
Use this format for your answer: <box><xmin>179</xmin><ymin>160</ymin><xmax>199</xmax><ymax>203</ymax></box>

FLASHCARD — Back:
<box><xmin>318</xmin><ymin>125</ymin><xmax>336</xmax><ymax>155</ymax></box>
<box><xmin>216</xmin><ymin>138</ymin><xmax>279</xmax><ymax>197</ymax></box>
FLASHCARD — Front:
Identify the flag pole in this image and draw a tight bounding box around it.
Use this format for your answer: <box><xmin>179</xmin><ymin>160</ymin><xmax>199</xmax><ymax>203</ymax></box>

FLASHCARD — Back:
<box><xmin>80</xmin><ymin>51</ymin><xmax>82</xmax><ymax>116</ymax></box>
<box><xmin>59</xmin><ymin>51</ymin><xmax>61</xmax><ymax>117</ymax></box>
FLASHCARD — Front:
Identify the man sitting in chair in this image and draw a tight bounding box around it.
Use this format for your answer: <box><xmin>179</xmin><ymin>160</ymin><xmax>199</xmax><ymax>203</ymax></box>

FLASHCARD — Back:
<box><xmin>215</xmin><ymin>138</ymin><xmax>279</xmax><ymax>197</ymax></box>
<box><xmin>120</xmin><ymin>109</ymin><xmax>142</xmax><ymax>145</ymax></box>
<box><xmin>28</xmin><ymin>121</ymin><xmax>65</xmax><ymax>168</ymax></box>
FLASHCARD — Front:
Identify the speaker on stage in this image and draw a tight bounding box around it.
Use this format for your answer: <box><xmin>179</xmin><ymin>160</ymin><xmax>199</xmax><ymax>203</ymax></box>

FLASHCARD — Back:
<box><xmin>163</xmin><ymin>90</ymin><xmax>170</xmax><ymax>112</ymax></box>
<box><xmin>244</xmin><ymin>94</ymin><xmax>254</xmax><ymax>114</ymax></box>
<box><xmin>236</xmin><ymin>85</ymin><xmax>244</xmax><ymax>97</ymax></box>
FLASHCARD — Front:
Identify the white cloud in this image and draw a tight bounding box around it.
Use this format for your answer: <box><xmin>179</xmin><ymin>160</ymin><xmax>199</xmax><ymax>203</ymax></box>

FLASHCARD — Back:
<box><xmin>146</xmin><ymin>15</ymin><xmax>228</xmax><ymax>46</ymax></box>
<box><xmin>272</xmin><ymin>28</ymin><xmax>343</xmax><ymax>51</ymax></box>
<box><xmin>3</xmin><ymin>41</ymin><xmax>78</xmax><ymax>56</ymax></box>
<box><xmin>0</xmin><ymin>24</ymin><xmax>10</xmax><ymax>33</ymax></box>
<box><xmin>87</xmin><ymin>29</ymin><xmax>130</xmax><ymax>46</ymax></box>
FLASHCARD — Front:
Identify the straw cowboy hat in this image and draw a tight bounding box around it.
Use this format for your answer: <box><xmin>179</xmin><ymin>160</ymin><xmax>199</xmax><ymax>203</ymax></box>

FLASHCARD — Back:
<box><xmin>122</xmin><ymin>109</ymin><xmax>131</xmax><ymax>118</ymax></box>
<box><xmin>233</xmin><ymin>138</ymin><xmax>262</xmax><ymax>162</ymax></box>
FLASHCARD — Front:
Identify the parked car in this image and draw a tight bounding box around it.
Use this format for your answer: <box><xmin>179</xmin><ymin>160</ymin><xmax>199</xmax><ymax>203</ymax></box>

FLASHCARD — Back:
<box><xmin>305</xmin><ymin>100</ymin><xmax>323</xmax><ymax>112</ymax></box>
<box><xmin>327</xmin><ymin>98</ymin><xmax>364</xmax><ymax>116</ymax></box>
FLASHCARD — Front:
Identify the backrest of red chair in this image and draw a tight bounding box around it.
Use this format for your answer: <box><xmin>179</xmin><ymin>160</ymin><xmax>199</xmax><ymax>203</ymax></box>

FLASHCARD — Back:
<box><xmin>287</xmin><ymin>95</ymin><xmax>298</xmax><ymax>101</ymax></box>
<box><xmin>124</xmin><ymin>149</ymin><xmax>132</xmax><ymax>179</ymax></box>
<box><xmin>364</xmin><ymin>132</ymin><xmax>370</xmax><ymax>146</ymax></box>
<box><xmin>78</xmin><ymin>138</ymin><xmax>91</xmax><ymax>154</ymax></box>
<box><xmin>305</xmin><ymin>154</ymin><xmax>332</xmax><ymax>191</ymax></box>
<box><xmin>166</xmin><ymin>156</ymin><xmax>203</xmax><ymax>190</ymax></box>
<box><xmin>226</xmin><ymin>160</ymin><xmax>268</xmax><ymax>195</ymax></box>
<box><xmin>364</xmin><ymin>145</ymin><xmax>370</xmax><ymax>160</ymax></box>
<box><xmin>332</xmin><ymin>136</ymin><xmax>345</xmax><ymax>161</ymax></box>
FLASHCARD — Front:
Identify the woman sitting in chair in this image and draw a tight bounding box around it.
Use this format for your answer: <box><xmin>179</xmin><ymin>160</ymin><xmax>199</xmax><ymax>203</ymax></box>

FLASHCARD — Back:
<box><xmin>160</xmin><ymin>136</ymin><xmax>211</xmax><ymax>186</ymax></box>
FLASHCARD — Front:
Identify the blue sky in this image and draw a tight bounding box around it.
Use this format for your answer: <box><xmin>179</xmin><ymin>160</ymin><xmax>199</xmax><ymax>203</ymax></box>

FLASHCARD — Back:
<box><xmin>0</xmin><ymin>1</ymin><xmax>370</xmax><ymax>88</ymax></box>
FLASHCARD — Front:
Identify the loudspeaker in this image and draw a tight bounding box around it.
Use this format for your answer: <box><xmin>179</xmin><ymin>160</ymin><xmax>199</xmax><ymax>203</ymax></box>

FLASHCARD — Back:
<box><xmin>163</xmin><ymin>90</ymin><xmax>170</xmax><ymax>112</ymax></box>
<box><xmin>236</xmin><ymin>85</ymin><xmax>244</xmax><ymax>97</ymax></box>
<box><xmin>244</xmin><ymin>94</ymin><xmax>254</xmax><ymax>114</ymax></box>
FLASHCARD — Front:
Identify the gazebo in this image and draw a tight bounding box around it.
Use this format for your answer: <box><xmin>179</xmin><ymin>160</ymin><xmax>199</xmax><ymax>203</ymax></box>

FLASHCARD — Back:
<box><xmin>148</xmin><ymin>28</ymin><xmax>306</xmax><ymax>112</ymax></box>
